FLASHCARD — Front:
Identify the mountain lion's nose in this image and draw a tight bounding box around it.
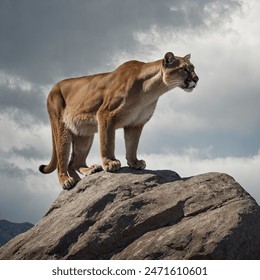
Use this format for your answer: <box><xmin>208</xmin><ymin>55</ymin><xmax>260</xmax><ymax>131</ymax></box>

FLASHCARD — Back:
<box><xmin>193</xmin><ymin>75</ymin><xmax>199</xmax><ymax>83</ymax></box>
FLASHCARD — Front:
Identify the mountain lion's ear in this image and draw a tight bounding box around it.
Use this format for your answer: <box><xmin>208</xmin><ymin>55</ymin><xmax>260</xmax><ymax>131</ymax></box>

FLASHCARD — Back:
<box><xmin>184</xmin><ymin>54</ymin><xmax>191</xmax><ymax>60</ymax></box>
<box><xmin>163</xmin><ymin>52</ymin><xmax>176</xmax><ymax>67</ymax></box>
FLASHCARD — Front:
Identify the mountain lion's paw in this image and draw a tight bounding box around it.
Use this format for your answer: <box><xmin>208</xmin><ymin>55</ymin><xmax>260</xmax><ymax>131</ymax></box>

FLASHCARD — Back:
<box><xmin>103</xmin><ymin>159</ymin><xmax>121</xmax><ymax>172</ymax></box>
<box><xmin>127</xmin><ymin>159</ymin><xmax>146</xmax><ymax>170</ymax></box>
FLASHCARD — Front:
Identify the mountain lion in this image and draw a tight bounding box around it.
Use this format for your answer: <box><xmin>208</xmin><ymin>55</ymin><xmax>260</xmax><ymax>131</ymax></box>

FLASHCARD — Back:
<box><xmin>39</xmin><ymin>52</ymin><xmax>199</xmax><ymax>189</ymax></box>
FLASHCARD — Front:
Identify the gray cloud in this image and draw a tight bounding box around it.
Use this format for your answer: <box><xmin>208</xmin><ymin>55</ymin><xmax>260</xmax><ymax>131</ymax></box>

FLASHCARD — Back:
<box><xmin>0</xmin><ymin>150</ymin><xmax>37</xmax><ymax>178</ymax></box>
<box><xmin>0</xmin><ymin>173</ymin><xmax>58</xmax><ymax>224</ymax></box>
<box><xmin>0</xmin><ymin>149</ymin><xmax>58</xmax><ymax>223</ymax></box>
<box><xmin>0</xmin><ymin>158</ymin><xmax>27</xmax><ymax>179</ymax></box>
<box><xmin>10</xmin><ymin>145</ymin><xmax>47</xmax><ymax>161</ymax></box>
<box><xmin>0</xmin><ymin>0</ymin><xmax>242</xmax><ymax>84</ymax></box>
<box><xmin>0</xmin><ymin>85</ymin><xmax>47</xmax><ymax>125</ymax></box>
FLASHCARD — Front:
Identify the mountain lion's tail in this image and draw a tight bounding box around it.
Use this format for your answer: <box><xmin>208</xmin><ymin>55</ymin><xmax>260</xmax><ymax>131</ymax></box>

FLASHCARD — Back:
<box><xmin>39</xmin><ymin>122</ymin><xmax>57</xmax><ymax>174</ymax></box>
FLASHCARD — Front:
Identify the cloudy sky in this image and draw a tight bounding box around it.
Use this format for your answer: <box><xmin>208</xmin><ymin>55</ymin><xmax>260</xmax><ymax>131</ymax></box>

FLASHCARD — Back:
<box><xmin>0</xmin><ymin>0</ymin><xmax>259</xmax><ymax>224</ymax></box>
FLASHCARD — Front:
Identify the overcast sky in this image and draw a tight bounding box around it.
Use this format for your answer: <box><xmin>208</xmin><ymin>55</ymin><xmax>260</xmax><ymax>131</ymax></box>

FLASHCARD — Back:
<box><xmin>0</xmin><ymin>0</ymin><xmax>259</xmax><ymax>224</ymax></box>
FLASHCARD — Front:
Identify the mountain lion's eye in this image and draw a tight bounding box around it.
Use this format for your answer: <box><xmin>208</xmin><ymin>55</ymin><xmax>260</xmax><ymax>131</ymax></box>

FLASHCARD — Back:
<box><xmin>183</xmin><ymin>68</ymin><xmax>189</xmax><ymax>75</ymax></box>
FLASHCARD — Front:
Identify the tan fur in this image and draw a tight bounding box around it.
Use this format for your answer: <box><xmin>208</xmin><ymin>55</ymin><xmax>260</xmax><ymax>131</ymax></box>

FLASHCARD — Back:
<box><xmin>39</xmin><ymin>52</ymin><xmax>199</xmax><ymax>189</ymax></box>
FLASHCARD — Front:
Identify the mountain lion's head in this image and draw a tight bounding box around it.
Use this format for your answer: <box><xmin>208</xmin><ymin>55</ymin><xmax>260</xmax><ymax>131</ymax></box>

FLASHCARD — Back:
<box><xmin>162</xmin><ymin>52</ymin><xmax>199</xmax><ymax>92</ymax></box>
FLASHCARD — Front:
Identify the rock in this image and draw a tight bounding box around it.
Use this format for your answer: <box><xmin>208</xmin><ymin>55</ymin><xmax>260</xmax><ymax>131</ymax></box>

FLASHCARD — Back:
<box><xmin>0</xmin><ymin>167</ymin><xmax>259</xmax><ymax>260</ymax></box>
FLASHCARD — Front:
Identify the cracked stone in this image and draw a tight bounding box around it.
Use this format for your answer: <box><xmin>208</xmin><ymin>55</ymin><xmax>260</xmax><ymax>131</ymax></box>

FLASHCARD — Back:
<box><xmin>0</xmin><ymin>168</ymin><xmax>259</xmax><ymax>260</ymax></box>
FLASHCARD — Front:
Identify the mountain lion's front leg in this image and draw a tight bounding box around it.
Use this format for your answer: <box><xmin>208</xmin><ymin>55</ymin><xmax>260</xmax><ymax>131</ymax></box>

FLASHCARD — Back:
<box><xmin>124</xmin><ymin>125</ymin><xmax>146</xmax><ymax>170</ymax></box>
<box><xmin>98</xmin><ymin>113</ymin><xmax>121</xmax><ymax>172</ymax></box>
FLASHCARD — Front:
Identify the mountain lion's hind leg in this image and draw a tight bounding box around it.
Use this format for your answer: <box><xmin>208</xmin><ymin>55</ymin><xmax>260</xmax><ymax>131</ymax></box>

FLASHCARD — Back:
<box><xmin>68</xmin><ymin>134</ymin><xmax>102</xmax><ymax>178</ymax></box>
<box><xmin>55</xmin><ymin>120</ymin><xmax>79</xmax><ymax>190</ymax></box>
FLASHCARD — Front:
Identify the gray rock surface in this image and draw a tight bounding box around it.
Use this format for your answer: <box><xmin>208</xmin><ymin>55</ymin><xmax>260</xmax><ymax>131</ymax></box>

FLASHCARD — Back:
<box><xmin>0</xmin><ymin>167</ymin><xmax>259</xmax><ymax>259</ymax></box>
